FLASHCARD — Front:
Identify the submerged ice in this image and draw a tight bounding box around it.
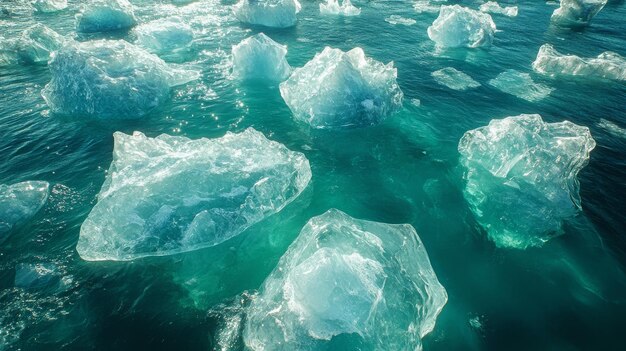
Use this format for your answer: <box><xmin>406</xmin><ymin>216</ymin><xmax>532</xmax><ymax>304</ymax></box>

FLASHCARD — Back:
<box><xmin>234</xmin><ymin>0</ymin><xmax>301</xmax><ymax>28</ymax></box>
<box><xmin>42</xmin><ymin>40</ymin><xmax>198</xmax><ymax>119</ymax></box>
<box><xmin>0</xmin><ymin>181</ymin><xmax>50</xmax><ymax>244</ymax></box>
<box><xmin>551</xmin><ymin>0</ymin><xmax>607</xmax><ymax>27</ymax></box>
<box><xmin>243</xmin><ymin>209</ymin><xmax>447</xmax><ymax>350</ymax></box>
<box><xmin>532</xmin><ymin>44</ymin><xmax>626</xmax><ymax>81</ymax></box>
<box><xmin>432</xmin><ymin>67</ymin><xmax>481</xmax><ymax>91</ymax></box>
<box><xmin>134</xmin><ymin>18</ymin><xmax>194</xmax><ymax>56</ymax></box>
<box><xmin>280</xmin><ymin>47</ymin><xmax>403</xmax><ymax>129</ymax></box>
<box><xmin>32</xmin><ymin>0</ymin><xmax>67</xmax><ymax>13</ymax></box>
<box><xmin>76</xmin><ymin>128</ymin><xmax>311</xmax><ymax>261</ymax></box>
<box><xmin>458</xmin><ymin>114</ymin><xmax>596</xmax><ymax>249</ymax></box>
<box><xmin>231</xmin><ymin>33</ymin><xmax>291</xmax><ymax>81</ymax></box>
<box><xmin>319</xmin><ymin>0</ymin><xmax>360</xmax><ymax>16</ymax></box>
<box><xmin>76</xmin><ymin>0</ymin><xmax>137</xmax><ymax>33</ymax></box>
<box><xmin>428</xmin><ymin>5</ymin><xmax>496</xmax><ymax>48</ymax></box>
<box><xmin>489</xmin><ymin>69</ymin><xmax>554</xmax><ymax>102</ymax></box>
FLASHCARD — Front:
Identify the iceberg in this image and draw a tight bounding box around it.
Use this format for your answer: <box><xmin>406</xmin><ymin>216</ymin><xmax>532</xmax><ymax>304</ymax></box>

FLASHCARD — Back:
<box><xmin>279</xmin><ymin>47</ymin><xmax>403</xmax><ymax>129</ymax></box>
<box><xmin>231</xmin><ymin>33</ymin><xmax>291</xmax><ymax>81</ymax></box>
<box><xmin>134</xmin><ymin>18</ymin><xmax>194</xmax><ymax>56</ymax></box>
<box><xmin>76</xmin><ymin>0</ymin><xmax>137</xmax><ymax>33</ymax></box>
<box><xmin>458</xmin><ymin>114</ymin><xmax>596</xmax><ymax>249</ymax></box>
<box><xmin>551</xmin><ymin>0</ymin><xmax>607</xmax><ymax>27</ymax></box>
<box><xmin>427</xmin><ymin>5</ymin><xmax>496</xmax><ymax>48</ymax></box>
<box><xmin>488</xmin><ymin>69</ymin><xmax>554</xmax><ymax>102</ymax></box>
<box><xmin>76</xmin><ymin>128</ymin><xmax>311</xmax><ymax>261</ymax></box>
<box><xmin>234</xmin><ymin>0</ymin><xmax>301</xmax><ymax>28</ymax></box>
<box><xmin>31</xmin><ymin>0</ymin><xmax>67</xmax><ymax>13</ymax></box>
<box><xmin>0</xmin><ymin>24</ymin><xmax>65</xmax><ymax>66</ymax></box>
<box><xmin>479</xmin><ymin>1</ymin><xmax>518</xmax><ymax>17</ymax></box>
<box><xmin>532</xmin><ymin>44</ymin><xmax>626</xmax><ymax>81</ymax></box>
<box><xmin>432</xmin><ymin>67</ymin><xmax>481</xmax><ymax>91</ymax></box>
<box><xmin>243</xmin><ymin>209</ymin><xmax>447</xmax><ymax>350</ymax></box>
<box><xmin>0</xmin><ymin>181</ymin><xmax>50</xmax><ymax>244</ymax></box>
<box><xmin>42</xmin><ymin>40</ymin><xmax>198</xmax><ymax>119</ymax></box>
<box><xmin>319</xmin><ymin>0</ymin><xmax>360</xmax><ymax>16</ymax></box>
<box><xmin>385</xmin><ymin>15</ymin><xmax>416</xmax><ymax>26</ymax></box>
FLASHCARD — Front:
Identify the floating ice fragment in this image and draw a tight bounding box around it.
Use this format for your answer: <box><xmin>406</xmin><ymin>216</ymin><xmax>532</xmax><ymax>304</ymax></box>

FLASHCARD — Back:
<box><xmin>0</xmin><ymin>181</ymin><xmax>50</xmax><ymax>244</ymax></box>
<box><xmin>488</xmin><ymin>69</ymin><xmax>554</xmax><ymax>102</ymax></box>
<box><xmin>134</xmin><ymin>17</ymin><xmax>193</xmax><ymax>56</ymax></box>
<box><xmin>31</xmin><ymin>0</ymin><xmax>67</xmax><ymax>13</ymax></box>
<box><xmin>413</xmin><ymin>0</ymin><xmax>442</xmax><ymax>14</ymax></box>
<box><xmin>479</xmin><ymin>1</ymin><xmax>518</xmax><ymax>17</ymax></box>
<box><xmin>432</xmin><ymin>67</ymin><xmax>480</xmax><ymax>91</ymax></box>
<box><xmin>76</xmin><ymin>0</ymin><xmax>137</xmax><ymax>33</ymax></box>
<box><xmin>597</xmin><ymin>119</ymin><xmax>626</xmax><ymax>139</ymax></box>
<box><xmin>385</xmin><ymin>15</ymin><xmax>416</xmax><ymax>26</ymax></box>
<box><xmin>234</xmin><ymin>0</ymin><xmax>301</xmax><ymax>28</ymax></box>
<box><xmin>319</xmin><ymin>0</ymin><xmax>360</xmax><ymax>16</ymax></box>
<box><xmin>42</xmin><ymin>40</ymin><xmax>198</xmax><ymax>119</ymax></box>
<box><xmin>280</xmin><ymin>47</ymin><xmax>403</xmax><ymax>129</ymax></box>
<box><xmin>428</xmin><ymin>5</ymin><xmax>496</xmax><ymax>48</ymax></box>
<box><xmin>551</xmin><ymin>0</ymin><xmax>607</xmax><ymax>27</ymax></box>
<box><xmin>243</xmin><ymin>209</ymin><xmax>447</xmax><ymax>350</ymax></box>
<box><xmin>532</xmin><ymin>44</ymin><xmax>626</xmax><ymax>81</ymax></box>
<box><xmin>458</xmin><ymin>114</ymin><xmax>596</xmax><ymax>249</ymax></box>
<box><xmin>0</xmin><ymin>24</ymin><xmax>65</xmax><ymax>66</ymax></box>
<box><xmin>232</xmin><ymin>33</ymin><xmax>291</xmax><ymax>81</ymax></box>
<box><xmin>76</xmin><ymin>128</ymin><xmax>311</xmax><ymax>261</ymax></box>
<box><xmin>14</xmin><ymin>263</ymin><xmax>68</xmax><ymax>291</ymax></box>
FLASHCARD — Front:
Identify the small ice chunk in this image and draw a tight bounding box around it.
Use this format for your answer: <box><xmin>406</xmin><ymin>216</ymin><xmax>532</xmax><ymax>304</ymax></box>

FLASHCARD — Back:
<box><xmin>280</xmin><ymin>47</ymin><xmax>403</xmax><ymax>129</ymax></box>
<box><xmin>243</xmin><ymin>209</ymin><xmax>447</xmax><ymax>350</ymax></box>
<box><xmin>76</xmin><ymin>128</ymin><xmax>312</xmax><ymax>261</ymax></box>
<box><xmin>234</xmin><ymin>0</ymin><xmax>301</xmax><ymax>28</ymax></box>
<box><xmin>14</xmin><ymin>263</ymin><xmax>64</xmax><ymax>290</ymax></box>
<box><xmin>0</xmin><ymin>24</ymin><xmax>65</xmax><ymax>66</ymax></box>
<box><xmin>427</xmin><ymin>5</ymin><xmax>496</xmax><ymax>48</ymax></box>
<box><xmin>231</xmin><ymin>33</ymin><xmax>291</xmax><ymax>81</ymax></box>
<box><xmin>488</xmin><ymin>69</ymin><xmax>554</xmax><ymax>102</ymax></box>
<box><xmin>31</xmin><ymin>0</ymin><xmax>67</xmax><ymax>13</ymax></box>
<box><xmin>432</xmin><ymin>67</ymin><xmax>481</xmax><ymax>91</ymax></box>
<box><xmin>42</xmin><ymin>40</ymin><xmax>198</xmax><ymax>119</ymax></box>
<box><xmin>597</xmin><ymin>119</ymin><xmax>626</xmax><ymax>139</ymax></box>
<box><xmin>551</xmin><ymin>0</ymin><xmax>607</xmax><ymax>27</ymax></box>
<box><xmin>532</xmin><ymin>44</ymin><xmax>626</xmax><ymax>81</ymax></box>
<box><xmin>458</xmin><ymin>114</ymin><xmax>596</xmax><ymax>249</ymax></box>
<box><xmin>0</xmin><ymin>181</ymin><xmax>50</xmax><ymax>244</ymax></box>
<box><xmin>413</xmin><ymin>0</ymin><xmax>442</xmax><ymax>14</ymax></box>
<box><xmin>385</xmin><ymin>15</ymin><xmax>416</xmax><ymax>26</ymax></box>
<box><xmin>479</xmin><ymin>1</ymin><xmax>518</xmax><ymax>17</ymax></box>
<box><xmin>319</xmin><ymin>0</ymin><xmax>360</xmax><ymax>16</ymax></box>
<box><xmin>76</xmin><ymin>0</ymin><xmax>137</xmax><ymax>33</ymax></box>
<box><xmin>134</xmin><ymin>17</ymin><xmax>194</xmax><ymax>56</ymax></box>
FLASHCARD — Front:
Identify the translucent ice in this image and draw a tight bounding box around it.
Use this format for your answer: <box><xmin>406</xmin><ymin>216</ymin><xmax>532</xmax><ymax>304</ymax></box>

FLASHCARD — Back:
<box><xmin>551</xmin><ymin>0</ymin><xmax>607</xmax><ymax>27</ymax></box>
<box><xmin>414</xmin><ymin>1</ymin><xmax>443</xmax><ymax>14</ymax></box>
<box><xmin>76</xmin><ymin>128</ymin><xmax>311</xmax><ymax>261</ymax></box>
<box><xmin>231</xmin><ymin>33</ymin><xmax>291</xmax><ymax>81</ymax></box>
<box><xmin>488</xmin><ymin>69</ymin><xmax>554</xmax><ymax>102</ymax></box>
<box><xmin>427</xmin><ymin>5</ymin><xmax>496</xmax><ymax>48</ymax></box>
<box><xmin>432</xmin><ymin>67</ymin><xmax>481</xmax><ymax>91</ymax></box>
<box><xmin>0</xmin><ymin>181</ymin><xmax>50</xmax><ymax>244</ymax></box>
<box><xmin>243</xmin><ymin>209</ymin><xmax>447</xmax><ymax>350</ymax></box>
<box><xmin>42</xmin><ymin>40</ymin><xmax>198</xmax><ymax>119</ymax></box>
<box><xmin>319</xmin><ymin>0</ymin><xmax>360</xmax><ymax>16</ymax></box>
<box><xmin>134</xmin><ymin>18</ymin><xmax>194</xmax><ymax>56</ymax></box>
<box><xmin>458</xmin><ymin>114</ymin><xmax>596</xmax><ymax>249</ymax></box>
<box><xmin>14</xmin><ymin>263</ymin><xmax>68</xmax><ymax>291</ymax></box>
<box><xmin>479</xmin><ymin>1</ymin><xmax>518</xmax><ymax>17</ymax></box>
<box><xmin>0</xmin><ymin>24</ymin><xmax>65</xmax><ymax>65</ymax></box>
<box><xmin>76</xmin><ymin>0</ymin><xmax>137</xmax><ymax>33</ymax></box>
<box><xmin>385</xmin><ymin>15</ymin><xmax>416</xmax><ymax>26</ymax></box>
<box><xmin>279</xmin><ymin>47</ymin><xmax>403</xmax><ymax>129</ymax></box>
<box><xmin>31</xmin><ymin>0</ymin><xmax>67</xmax><ymax>13</ymax></box>
<box><xmin>532</xmin><ymin>44</ymin><xmax>626</xmax><ymax>81</ymax></box>
<box><xmin>234</xmin><ymin>0</ymin><xmax>301</xmax><ymax>28</ymax></box>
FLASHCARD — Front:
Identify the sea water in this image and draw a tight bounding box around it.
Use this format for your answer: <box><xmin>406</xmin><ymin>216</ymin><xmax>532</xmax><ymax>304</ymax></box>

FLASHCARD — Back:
<box><xmin>1</xmin><ymin>1</ymin><xmax>625</xmax><ymax>350</ymax></box>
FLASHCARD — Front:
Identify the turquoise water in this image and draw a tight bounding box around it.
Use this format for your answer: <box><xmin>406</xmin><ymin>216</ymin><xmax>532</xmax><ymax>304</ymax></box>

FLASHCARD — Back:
<box><xmin>1</xmin><ymin>0</ymin><xmax>626</xmax><ymax>350</ymax></box>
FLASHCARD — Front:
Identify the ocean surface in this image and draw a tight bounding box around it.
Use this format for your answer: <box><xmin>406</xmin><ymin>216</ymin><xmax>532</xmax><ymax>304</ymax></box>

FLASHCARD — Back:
<box><xmin>1</xmin><ymin>0</ymin><xmax>626</xmax><ymax>350</ymax></box>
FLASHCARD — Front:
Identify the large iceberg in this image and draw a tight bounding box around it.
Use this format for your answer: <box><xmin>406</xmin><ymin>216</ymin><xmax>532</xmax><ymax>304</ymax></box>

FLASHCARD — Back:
<box><xmin>76</xmin><ymin>0</ymin><xmax>137</xmax><ymax>33</ymax></box>
<box><xmin>31</xmin><ymin>0</ymin><xmax>67</xmax><ymax>13</ymax></box>
<box><xmin>488</xmin><ymin>69</ymin><xmax>554</xmax><ymax>102</ymax></box>
<box><xmin>551</xmin><ymin>0</ymin><xmax>607</xmax><ymax>27</ymax></box>
<box><xmin>134</xmin><ymin>17</ymin><xmax>194</xmax><ymax>56</ymax></box>
<box><xmin>532</xmin><ymin>44</ymin><xmax>626</xmax><ymax>81</ymax></box>
<box><xmin>458</xmin><ymin>114</ymin><xmax>596</xmax><ymax>249</ymax></box>
<box><xmin>0</xmin><ymin>181</ymin><xmax>50</xmax><ymax>244</ymax></box>
<box><xmin>319</xmin><ymin>0</ymin><xmax>360</xmax><ymax>16</ymax></box>
<box><xmin>431</xmin><ymin>67</ymin><xmax>481</xmax><ymax>91</ymax></box>
<box><xmin>279</xmin><ymin>47</ymin><xmax>403</xmax><ymax>129</ymax></box>
<box><xmin>234</xmin><ymin>0</ymin><xmax>301</xmax><ymax>28</ymax></box>
<box><xmin>427</xmin><ymin>5</ymin><xmax>496</xmax><ymax>48</ymax></box>
<box><xmin>231</xmin><ymin>33</ymin><xmax>291</xmax><ymax>81</ymax></box>
<box><xmin>42</xmin><ymin>40</ymin><xmax>198</xmax><ymax>119</ymax></box>
<box><xmin>243</xmin><ymin>209</ymin><xmax>447</xmax><ymax>350</ymax></box>
<box><xmin>479</xmin><ymin>1</ymin><xmax>518</xmax><ymax>17</ymax></box>
<box><xmin>0</xmin><ymin>24</ymin><xmax>65</xmax><ymax>65</ymax></box>
<box><xmin>76</xmin><ymin>128</ymin><xmax>311</xmax><ymax>261</ymax></box>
